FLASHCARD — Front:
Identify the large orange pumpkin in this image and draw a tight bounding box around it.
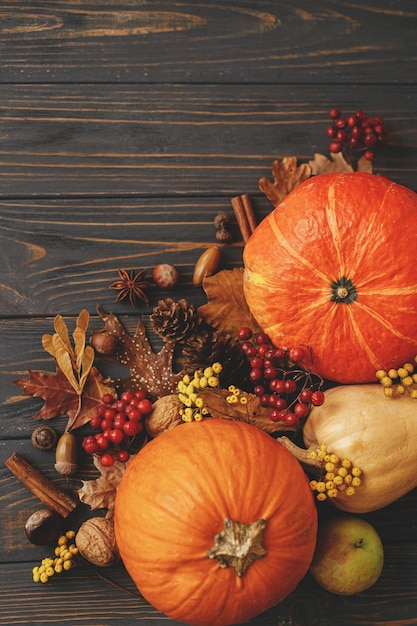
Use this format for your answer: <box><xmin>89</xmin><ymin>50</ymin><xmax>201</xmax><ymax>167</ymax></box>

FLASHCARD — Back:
<box><xmin>114</xmin><ymin>419</ymin><xmax>317</xmax><ymax>626</ymax></box>
<box><xmin>243</xmin><ymin>172</ymin><xmax>417</xmax><ymax>383</ymax></box>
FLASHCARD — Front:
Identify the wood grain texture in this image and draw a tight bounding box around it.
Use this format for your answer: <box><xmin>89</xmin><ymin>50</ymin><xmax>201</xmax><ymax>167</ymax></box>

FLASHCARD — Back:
<box><xmin>0</xmin><ymin>1</ymin><xmax>415</xmax><ymax>84</ymax></box>
<box><xmin>0</xmin><ymin>84</ymin><xmax>415</xmax><ymax>196</ymax></box>
<box><xmin>1</xmin><ymin>1</ymin><xmax>417</xmax><ymax>624</ymax></box>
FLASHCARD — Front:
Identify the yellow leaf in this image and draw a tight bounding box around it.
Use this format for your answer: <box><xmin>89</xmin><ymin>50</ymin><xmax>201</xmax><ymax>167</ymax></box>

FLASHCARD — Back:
<box><xmin>52</xmin><ymin>334</ymin><xmax>80</xmax><ymax>394</ymax></box>
<box><xmin>73</xmin><ymin>309</ymin><xmax>90</xmax><ymax>371</ymax></box>
<box><xmin>42</xmin><ymin>333</ymin><xmax>57</xmax><ymax>358</ymax></box>
<box><xmin>53</xmin><ymin>315</ymin><xmax>74</xmax><ymax>359</ymax></box>
<box><xmin>79</xmin><ymin>345</ymin><xmax>95</xmax><ymax>391</ymax></box>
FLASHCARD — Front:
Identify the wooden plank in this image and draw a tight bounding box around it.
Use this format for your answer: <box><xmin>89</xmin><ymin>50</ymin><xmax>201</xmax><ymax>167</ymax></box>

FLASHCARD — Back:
<box><xmin>0</xmin><ymin>84</ymin><xmax>415</xmax><ymax>196</ymax></box>
<box><xmin>0</xmin><ymin>1</ymin><xmax>415</xmax><ymax>84</ymax></box>
<box><xmin>1</xmin><ymin>542</ymin><xmax>417</xmax><ymax>626</ymax></box>
<box><xmin>0</xmin><ymin>196</ymin><xmax>255</xmax><ymax>316</ymax></box>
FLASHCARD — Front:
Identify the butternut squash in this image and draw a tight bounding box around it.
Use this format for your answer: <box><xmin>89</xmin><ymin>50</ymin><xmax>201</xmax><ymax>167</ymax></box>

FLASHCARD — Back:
<box><xmin>300</xmin><ymin>384</ymin><xmax>417</xmax><ymax>514</ymax></box>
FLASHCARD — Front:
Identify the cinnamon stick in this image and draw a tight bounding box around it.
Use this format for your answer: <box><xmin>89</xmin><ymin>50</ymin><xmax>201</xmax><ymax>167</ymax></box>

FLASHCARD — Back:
<box><xmin>5</xmin><ymin>452</ymin><xmax>78</xmax><ymax>518</ymax></box>
<box><xmin>231</xmin><ymin>194</ymin><xmax>257</xmax><ymax>243</ymax></box>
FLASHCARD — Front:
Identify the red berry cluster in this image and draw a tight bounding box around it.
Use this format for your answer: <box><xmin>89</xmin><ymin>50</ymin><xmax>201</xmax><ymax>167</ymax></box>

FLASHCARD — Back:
<box><xmin>237</xmin><ymin>327</ymin><xmax>324</xmax><ymax>428</ymax></box>
<box><xmin>82</xmin><ymin>390</ymin><xmax>153</xmax><ymax>467</ymax></box>
<box><xmin>326</xmin><ymin>107</ymin><xmax>387</xmax><ymax>162</ymax></box>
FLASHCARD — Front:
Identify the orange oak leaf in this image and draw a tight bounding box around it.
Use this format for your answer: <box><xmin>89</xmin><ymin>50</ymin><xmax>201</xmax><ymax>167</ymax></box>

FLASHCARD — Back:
<box><xmin>258</xmin><ymin>156</ymin><xmax>312</xmax><ymax>206</ymax></box>
<box><xmin>198</xmin><ymin>268</ymin><xmax>262</xmax><ymax>338</ymax></box>
<box><xmin>96</xmin><ymin>305</ymin><xmax>182</xmax><ymax>401</ymax></box>
<box><xmin>78</xmin><ymin>455</ymin><xmax>130</xmax><ymax>519</ymax></box>
<box><xmin>14</xmin><ymin>365</ymin><xmax>115</xmax><ymax>431</ymax></box>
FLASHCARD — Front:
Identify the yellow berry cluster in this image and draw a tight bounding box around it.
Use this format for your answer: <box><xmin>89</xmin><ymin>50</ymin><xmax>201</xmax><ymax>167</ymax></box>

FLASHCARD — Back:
<box><xmin>177</xmin><ymin>363</ymin><xmax>223</xmax><ymax>421</ymax></box>
<box><xmin>309</xmin><ymin>444</ymin><xmax>363</xmax><ymax>502</ymax></box>
<box><xmin>32</xmin><ymin>531</ymin><xmax>79</xmax><ymax>583</ymax></box>
<box><xmin>376</xmin><ymin>355</ymin><xmax>417</xmax><ymax>398</ymax></box>
<box><xmin>225</xmin><ymin>384</ymin><xmax>248</xmax><ymax>406</ymax></box>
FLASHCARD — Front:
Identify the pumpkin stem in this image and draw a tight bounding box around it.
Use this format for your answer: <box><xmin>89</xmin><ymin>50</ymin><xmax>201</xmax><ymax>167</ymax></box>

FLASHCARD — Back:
<box><xmin>207</xmin><ymin>517</ymin><xmax>267</xmax><ymax>577</ymax></box>
<box><xmin>278</xmin><ymin>436</ymin><xmax>322</xmax><ymax>475</ymax></box>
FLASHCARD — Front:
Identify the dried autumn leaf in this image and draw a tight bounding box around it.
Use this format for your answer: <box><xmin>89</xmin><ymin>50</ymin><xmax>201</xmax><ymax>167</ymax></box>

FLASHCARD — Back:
<box><xmin>258</xmin><ymin>156</ymin><xmax>312</xmax><ymax>206</ymax></box>
<box><xmin>78</xmin><ymin>455</ymin><xmax>130</xmax><ymax>519</ymax></box>
<box><xmin>96</xmin><ymin>305</ymin><xmax>182</xmax><ymax>401</ymax></box>
<box><xmin>309</xmin><ymin>152</ymin><xmax>373</xmax><ymax>176</ymax></box>
<box><xmin>202</xmin><ymin>389</ymin><xmax>295</xmax><ymax>435</ymax></box>
<box><xmin>198</xmin><ymin>268</ymin><xmax>262</xmax><ymax>338</ymax></box>
<box><xmin>14</xmin><ymin>365</ymin><xmax>116</xmax><ymax>431</ymax></box>
<box><xmin>53</xmin><ymin>314</ymin><xmax>75</xmax><ymax>359</ymax></box>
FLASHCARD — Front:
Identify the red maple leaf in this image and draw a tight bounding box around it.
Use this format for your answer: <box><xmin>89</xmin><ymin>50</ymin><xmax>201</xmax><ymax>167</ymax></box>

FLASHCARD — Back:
<box><xmin>14</xmin><ymin>365</ymin><xmax>115</xmax><ymax>431</ymax></box>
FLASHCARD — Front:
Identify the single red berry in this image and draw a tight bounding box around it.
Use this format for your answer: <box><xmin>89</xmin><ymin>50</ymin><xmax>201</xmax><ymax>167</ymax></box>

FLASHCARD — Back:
<box><xmin>134</xmin><ymin>389</ymin><xmax>147</xmax><ymax>401</ymax></box>
<box><xmin>284</xmin><ymin>379</ymin><xmax>297</xmax><ymax>394</ymax></box>
<box><xmin>95</xmin><ymin>433</ymin><xmax>109</xmax><ymax>451</ymax></box>
<box><xmin>346</xmin><ymin>115</ymin><xmax>358</xmax><ymax>127</ymax></box>
<box><xmin>116</xmin><ymin>449</ymin><xmax>130</xmax><ymax>463</ymax></box>
<box><xmin>257</xmin><ymin>343</ymin><xmax>269</xmax><ymax>357</ymax></box>
<box><xmin>326</xmin><ymin>125</ymin><xmax>337</xmax><ymax>138</ymax></box>
<box><xmin>253</xmin><ymin>384</ymin><xmax>265</xmax><ymax>397</ymax></box>
<box><xmin>364</xmin><ymin>150</ymin><xmax>374</xmax><ymax>161</ymax></box>
<box><xmin>284</xmin><ymin>412</ymin><xmax>299</xmax><ymax>427</ymax></box>
<box><xmin>121</xmin><ymin>390</ymin><xmax>134</xmax><ymax>403</ymax></box>
<box><xmin>274</xmin><ymin>397</ymin><xmax>288</xmax><ymax>411</ymax></box>
<box><xmin>126</xmin><ymin>407</ymin><xmax>142</xmax><ymax>421</ymax></box>
<box><xmin>123</xmin><ymin>420</ymin><xmax>142</xmax><ymax>437</ymax></box>
<box><xmin>102</xmin><ymin>393</ymin><xmax>114</xmax><ymax>405</ymax></box>
<box><xmin>270</xmin><ymin>378</ymin><xmax>286</xmax><ymax>394</ymax></box>
<box><xmin>294</xmin><ymin>402</ymin><xmax>310</xmax><ymax>418</ymax></box>
<box><xmin>299</xmin><ymin>388</ymin><xmax>313</xmax><ymax>403</ymax></box>
<box><xmin>97</xmin><ymin>404</ymin><xmax>107</xmax><ymax>417</ymax></box>
<box><xmin>255</xmin><ymin>332</ymin><xmax>270</xmax><ymax>345</ymax></box>
<box><xmin>108</xmin><ymin>428</ymin><xmax>125</xmax><ymax>445</ymax></box>
<box><xmin>100</xmin><ymin>418</ymin><xmax>114</xmax><ymax>432</ymax></box>
<box><xmin>264</xmin><ymin>366</ymin><xmax>278</xmax><ymax>380</ymax></box>
<box><xmin>329</xmin><ymin>107</ymin><xmax>341</xmax><ymax>119</ymax></box>
<box><xmin>250</xmin><ymin>356</ymin><xmax>264</xmax><ymax>369</ymax></box>
<box><xmin>311</xmin><ymin>390</ymin><xmax>325</xmax><ymax>406</ymax></box>
<box><xmin>288</xmin><ymin>346</ymin><xmax>305</xmax><ymax>362</ymax></box>
<box><xmin>356</xmin><ymin>109</ymin><xmax>367</xmax><ymax>121</ymax></box>
<box><xmin>100</xmin><ymin>452</ymin><xmax>115</xmax><ymax>467</ymax></box>
<box><xmin>113</xmin><ymin>413</ymin><xmax>127</xmax><ymax>430</ymax></box>
<box><xmin>137</xmin><ymin>398</ymin><xmax>153</xmax><ymax>415</ymax></box>
<box><xmin>82</xmin><ymin>435</ymin><xmax>99</xmax><ymax>454</ymax></box>
<box><xmin>249</xmin><ymin>368</ymin><xmax>263</xmax><ymax>384</ymax></box>
<box><xmin>335</xmin><ymin>118</ymin><xmax>346</xmax><ymax>129</ymax></box>
<box><xmin>89</xmin><ymin>415</ymin><xmax>102</xmax><ymax>430</ymax></box>
<box><xmin>269</xmin><ymin>409</ymin><xmax>282</xmax><ymax>422</ymax></box>
<box><xmin>260</xmin><ymin>394</ymin><xmax>271</xmax><ymax>408</ymax></box>
<box><xmin>329</xmin><ymin>141</ymin><xmax>342</xmax><ymax>153</ymax></box>
<box><xmin>237</xmin><ymin>327</ymin><xmax>252</xmax><ymax>341</ymax></box>
<box><xmin>364</xmin><ymin>133</ymin><xmax>377</xmax><ymax>147</ymax></box>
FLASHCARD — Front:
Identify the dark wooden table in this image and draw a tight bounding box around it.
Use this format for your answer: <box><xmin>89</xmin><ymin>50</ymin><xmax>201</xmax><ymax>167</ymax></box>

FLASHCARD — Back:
<box><xmin>1</xmin><ymin>2</ymin><xmax>417</xmax><ymax>624</ymax></box>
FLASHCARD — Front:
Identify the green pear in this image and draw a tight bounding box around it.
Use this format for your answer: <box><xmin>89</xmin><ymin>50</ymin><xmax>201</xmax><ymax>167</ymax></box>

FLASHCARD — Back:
<box><xmin>310</xmin><ymin>515</ymin><xmax>384</xmax><ymax>595</ymax></box>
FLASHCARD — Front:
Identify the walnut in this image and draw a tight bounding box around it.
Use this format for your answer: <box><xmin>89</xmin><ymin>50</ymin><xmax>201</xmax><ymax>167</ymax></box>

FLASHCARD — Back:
<box><xmin>145</xmin><ymin>394</ymin><xmax>184</xmax><ymax>438</ymax></box>
<box><xmin>75</xmin><ymin>517</ymin><xmax>119</xmax><ymax>567</ymax></box>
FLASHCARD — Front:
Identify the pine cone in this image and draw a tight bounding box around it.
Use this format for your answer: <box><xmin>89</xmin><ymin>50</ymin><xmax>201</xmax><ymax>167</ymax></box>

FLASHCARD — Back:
<box><xmin>150</xmin><ymin>298</ymin><xmax>200</xmax><ymax>343</ymax></box>
<box><xmin>182</xmin><ymin>330</ymin><xmax>250</xmax><ymax>390</ymax></box>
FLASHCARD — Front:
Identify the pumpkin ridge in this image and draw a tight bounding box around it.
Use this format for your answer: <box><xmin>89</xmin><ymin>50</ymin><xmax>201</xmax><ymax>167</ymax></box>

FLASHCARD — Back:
<box><xmin>351</xmin><ymin>300</ymin><xmax>417</xmax><ymax>347</ymax></box>
<box><xmin>342</xmin><ymin>305</ymin><xmax>382</xmax><ymax>370</ymax></box>
<box><xmin>325</xmin><ymin>185</ymin><xmax>346</xmax><ymax>277</ymax></box>
<box><xmin>268</xmin><ymin>214</ymin><xmax>329</xmax><ymax>285</ymax></box>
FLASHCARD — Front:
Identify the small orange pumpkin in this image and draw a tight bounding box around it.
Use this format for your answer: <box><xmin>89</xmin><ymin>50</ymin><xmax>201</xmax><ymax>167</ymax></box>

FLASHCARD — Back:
<box><xmin>243</xmin><ymin>172</ymin><xmax>417</xmax><ymax>383</ymax></box>
<box><xmin>114</xmin><ymin>419</ymin><xmax>317</xmax><ymax>626</ymax></box>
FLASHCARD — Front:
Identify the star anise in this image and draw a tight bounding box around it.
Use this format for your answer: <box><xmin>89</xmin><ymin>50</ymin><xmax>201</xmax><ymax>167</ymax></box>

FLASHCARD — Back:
<box><xmin>110</xmin><ymin>268</ymin><xmax>152</xmax><ymax>307</ymax></box>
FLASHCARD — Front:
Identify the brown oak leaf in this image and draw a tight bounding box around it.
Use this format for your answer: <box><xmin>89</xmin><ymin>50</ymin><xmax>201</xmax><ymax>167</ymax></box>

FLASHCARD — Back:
<box><xmin>309</xmin><ymin>152</ymin><xmax>373</xmax><ymax>175</ymax></box>
<box><xmin>78</xmin><ymin>455</ymin><xmax>129</xmax><ymax>519</ymax></box>
<box><xmin>198</xmin><ymin>268</ymin><xmax>262</xmax><ymax>338</ymax></box>
<box><xmin>14</xmin><ymin>365</ymin><xmax>115</xmax><ymax>431</ymax></box>
<box><xmin>96</xmin><ymin>305</ymin><xmax>182</xmax><ymax>401</ymax></box>
<box><xmin>258</xmin><ymin>156</ymin><xmax>312</xmax><ymax>206</ymax></box>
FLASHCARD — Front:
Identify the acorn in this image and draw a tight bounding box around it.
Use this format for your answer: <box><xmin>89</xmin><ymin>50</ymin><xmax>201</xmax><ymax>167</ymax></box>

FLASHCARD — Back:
<box><xmin>55</xmin><ymin>432</ymin><xmax>78</xmax><ymax>476</ymax></box>
<box><xmin>192</xmin><ymin>247</ymin><xmax>221</xmax><ymax>287</ymax></box>
<box><xmin>25</xmin><ymin>508</ymin><xmax>63</xmax><ymax>546</ymax></box>
<box><xmin>31</xmin><ymin>425</ymin><xmax>58</xmax><ymax>451</ymax></box>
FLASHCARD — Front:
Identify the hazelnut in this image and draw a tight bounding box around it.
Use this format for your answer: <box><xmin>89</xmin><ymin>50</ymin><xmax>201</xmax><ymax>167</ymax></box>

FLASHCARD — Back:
<box><xmin>31</xmin><ymin>425</ymin><xmax>58</xmax><ymax>451</ymax></box>
<box><xmin>90</xmin><ymin>331</ymin><xmax>117</xmax><ymax>355</ymax></box>
<box><xmin>25</xmin><ymin>508</ymin><xmax>62</xmax><ymax>545</ymax></box>
<box><xmin>75</xmin><ymin>517</ymin><xmax>119</xmax><ymax>567</ymax></box>
<box><xmin>152</xmin><ymin>263</ymin><xmax>180</xmax><ymax>289</ymax></box>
